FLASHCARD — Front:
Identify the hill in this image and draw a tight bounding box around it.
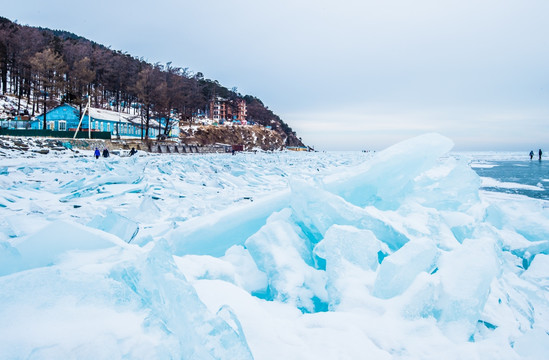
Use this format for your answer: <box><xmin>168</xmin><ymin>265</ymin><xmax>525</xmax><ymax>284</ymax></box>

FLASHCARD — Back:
<box><xmin>0</xmin><ymin>16</ymin><xmax>305</xmax><ymax>148</ymax></box>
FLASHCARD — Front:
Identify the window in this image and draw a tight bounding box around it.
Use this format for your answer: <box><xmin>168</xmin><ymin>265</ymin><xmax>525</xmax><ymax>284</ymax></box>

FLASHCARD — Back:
<box><xmin>107</xmin><ymin>123</ymin><xmax>110</xmax><ymax>132</ymax></box>
<box><xmin>58</xmin><ymin>121</ymin><xmax>66</xmax><ymax>131</ymax></box>
<box><xmin>48</xmin><ymin>122</ymin><xmax>55</xmax><ymax>131</ymax></box>
<box><xmin>100</xmin><ymin>122</ymin><xmax>103</xmax><ymax>131</ymax></box>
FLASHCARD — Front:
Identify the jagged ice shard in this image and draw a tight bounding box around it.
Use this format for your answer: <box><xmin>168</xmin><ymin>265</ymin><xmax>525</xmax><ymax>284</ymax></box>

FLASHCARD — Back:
<box><xmin>1</xmin><ymin>133</ymin><xmax>549</xmax><ymax>359</ymax></box>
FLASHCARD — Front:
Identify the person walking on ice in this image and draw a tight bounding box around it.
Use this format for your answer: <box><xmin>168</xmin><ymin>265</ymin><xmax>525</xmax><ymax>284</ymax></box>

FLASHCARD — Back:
<box><xmin>539</xmin><ymin>149</ymin><xmax>543</xmax><ymax>161</ymax></box>
<box><xmin>94</xmin><ymin>147</ymin><xmax>100</xmax><ymax>159</ymax></box>
<box><xmin>530</xmin><ymin>150</ymin><xmax>534</xmax><ymax>160</ymax></box>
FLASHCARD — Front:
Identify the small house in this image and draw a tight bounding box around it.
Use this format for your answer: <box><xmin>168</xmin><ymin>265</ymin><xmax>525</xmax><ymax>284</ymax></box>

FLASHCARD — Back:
<box><xmin>31</xmin><ymin>104</ymin><xmax>179</xmax><ymax>139</ymax></box>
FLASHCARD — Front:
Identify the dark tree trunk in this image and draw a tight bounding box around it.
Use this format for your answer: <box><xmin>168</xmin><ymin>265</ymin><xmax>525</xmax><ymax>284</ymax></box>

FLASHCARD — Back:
<box><xmin>42</xmin><ymin>87</ymin><xmax>47</xmax><ymax>129</ymax></box>
<box><xmin>1</xmin><ymin>61</ymin><xmax>6</xmax><ymax>94</ymax></box>
<box><xmin>144</xmin><ymin>106</ymin><xmax>150</xmax><ymax>140</ymax></box>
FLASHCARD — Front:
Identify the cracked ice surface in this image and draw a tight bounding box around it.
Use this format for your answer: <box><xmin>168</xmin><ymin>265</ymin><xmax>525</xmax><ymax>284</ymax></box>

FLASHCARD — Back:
<box><xmin>2</xmin><ymin>135</ymin><xmax>549</xmax><ymax>359</ymax></box>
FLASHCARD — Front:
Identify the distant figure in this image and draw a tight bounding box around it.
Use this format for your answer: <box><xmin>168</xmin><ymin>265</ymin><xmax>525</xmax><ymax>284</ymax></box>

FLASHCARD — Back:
<box><xmin>94</xmin><ymin>147</ymin><xmax>100</xmax><ymax>159</ymax></box>
<box><xmin>102</xmin><ymin>148</ymin><xmax>110</xmax><ymax>158</ymax></box>
<box><xmin>129</xmin><ymin>147</ymin><xmax>137</xmax><ymax>156</ymax></box>
<box><xmin>539</xmin><ymin>149</ymin><xmax>543</xmax><ymax>161</ymax></box>
<box><xmin>530</xmin><ymin>150</ymin><xmax>534</xmax><ymax>160</ymax></box>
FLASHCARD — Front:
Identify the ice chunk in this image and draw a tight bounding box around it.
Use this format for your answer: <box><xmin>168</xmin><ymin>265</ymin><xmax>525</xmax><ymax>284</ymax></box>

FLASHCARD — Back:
<box><xmin>411</xmin><ymin>156</ymin><xmax>481</xmax><ymax>211</ymax></box>
<box><xmin>513</xmin><ymin>327</ymin><xmax>549</xmax><ymax>360</ymax></box>
<box><xmin>88</xmin><ymin>209</ymin><xmax>139</xmax><ymax>243</ymax></box>
<box><xmin>169</xmin><ymin>189</ymin><xmax>291</xmax><ymax>257</ymax></box>
<box><xmin>244</xmin><ymin>208</ymin><xmax>327</xmax><ymax>312</ymax></box>
<box><xmin>192</xmin><ymin>279</ymin><xmax>392</xmax><ymax>360</ymax></box>
<box><xmin>3</xmin><ymin>220</ymin><xmax>125</xmax><ymax>275</ymax></box>
<box><xmin>436</xmin><ymin>238</ymin><xmax>500</xmax><ymax>340</ymax></box>
<box><xmin>175</xmin><ymin>254</ymin><xmax>238</xmax><ymax>284</ymax></box>
<box><xmin>373</xmin><ymin>237</ymin><xmax>438</xmax><ymax>299</ymax></box>
<box><xmin>314</xmin><ymin>225</ymin><xmax>387</xmax><ymax>308</ymax></box>
<box><xmin>315</xmin><ymin>225</ymin><xmax>385</xmax><ymax>272</ymax></box>
<box><xmin>109</xmin><ymin>240</ymin><xmax>254</xmax><ymax>359</ymax></box>
<box><xmin>3</xmin><ymin>215</ymin><xmax>49</xmax><ymax>238</ymax></box>
<box><xmin>477</xmin><ymin>270</ymin><xmax>538</xmax><ymax>343</ymax></box>
<box><xmin>485</xmin><ymin>196</ymin><xmax>549</xmax><ymax>243</ymax></box>
<box><xmin>0</xmin><ymin>241</ymin><xmax>22</xmax><ymax>276</ymax></box>
<box><xmin>290</xmin><ymin>180</ymin><xmax>410</xmax><ymax>251</ymax></box>
<box><xmin>400</xmin><ymin>237</ymin><xmax>503</xmax><ymax>341</ymax></box>
<box><xmin>324</xmin><ymin>133</ymin><xmax>454</xmax><ymax>209</ymax></box>
<box><xmin>364</xmin><ymin>203</ymin><xmax>460</xmax><ymax>251</ymax></box>
<box><xmin>216</xmin><ymin>305</ymin><xmax>248</xmax><ymax>340</ymax></box>
<box><xmin>0</xmin><ymin>239</ymin><xmax>254</xmax><ymax>359</ymax></box>
<box><xmin>138</xmin><ymin>195</ymin><xmax>162</xmax><ymax>217</ymax></box>
<box><xmin>290</xmin><ymin>180</ymin><xmax>366</xmax><ymax>240</ymax></box>
<box><xmin>223</xmin><ymin>245</ymin><xmax>268</xmax><ymax>294</ymax></box>
<box><xmin>174</xmin><ymin>247</ymin><xmax>270</xmax><ymax>296</ymax></box>
<box><xmin>522</xmin><ymin>253</ymin><xmax>549</xmax><ymax>287</ymax></box>
<box><xmin>439</xmin><ymin>210</ymin><xmax>477</xmax><ymax>246</ymax></box>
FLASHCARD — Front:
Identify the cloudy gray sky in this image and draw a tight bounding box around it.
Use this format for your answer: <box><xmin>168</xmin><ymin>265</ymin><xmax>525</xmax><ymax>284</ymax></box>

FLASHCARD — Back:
<box><xmin>3</xmin><ymin>0</ymin><xmax>549</xmax><ymax>150</ymax></box>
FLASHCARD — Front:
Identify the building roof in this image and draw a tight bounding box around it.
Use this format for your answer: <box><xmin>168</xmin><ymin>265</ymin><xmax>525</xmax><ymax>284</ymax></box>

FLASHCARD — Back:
<box><xmin>88</xmin><ymin>107</ymin><xmax>140</xmax><ymax>125</ymax></box>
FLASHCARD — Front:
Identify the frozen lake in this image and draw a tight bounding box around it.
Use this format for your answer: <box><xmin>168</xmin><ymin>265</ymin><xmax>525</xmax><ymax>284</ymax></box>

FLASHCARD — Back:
<box><xmin>1</xmin><ymin>135</ymin><xmax>549</xmax><ymax>359</ymax></box>
<box><xmin>468</xmin><ymin>155</ymin><xmax>549</xmax><ymax>200</ymax></box>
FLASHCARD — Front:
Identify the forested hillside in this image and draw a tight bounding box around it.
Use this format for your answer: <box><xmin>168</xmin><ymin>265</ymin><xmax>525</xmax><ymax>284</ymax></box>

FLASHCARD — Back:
<box><xmin>0</xmin><ymin>17</ymin><xmax>304</xmax><ymax>146</ymax></box>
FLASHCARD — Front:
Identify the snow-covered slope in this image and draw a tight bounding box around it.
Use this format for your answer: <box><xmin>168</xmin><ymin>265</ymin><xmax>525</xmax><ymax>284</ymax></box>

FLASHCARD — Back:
<box><xmin>0</xmin><ymin>94</ymin><xmax>31</xmax><ymax>119</ymax></box>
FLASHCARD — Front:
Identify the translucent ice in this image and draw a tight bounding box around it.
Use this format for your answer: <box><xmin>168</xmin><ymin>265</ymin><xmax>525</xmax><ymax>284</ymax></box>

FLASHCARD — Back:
<box><xmin>315</xmin><ymin>225</ymin><xmax>385</xmax><ymax>272</ymax></box>
<box><xmin>2</xmin><ymin>220</ymin><xmax>124</xmax><ymax>275</ymax></box>
<box><xmin>373</xmin><ymin>237</ymin><xmax>439</xmax><ymax>299</ymax></box>
<box><xmin>245</xmin><ymin>208</ymin><xmax>327</xmax><ymax>312</ymax></box>
<box><xmin>436</xmin><ymin>238</ymin><xmax>500</xmax><ymax>340</ymax></box>
<box><xmin>314</xmin><ymin>225</ymin><xmax>387</xmax><ymax>308</ymax></box>
<box><xmin>223</xmin><ymin>245</ymin><xmax>269</xmax><ymax>294</ymax></box>
<box><xmin>290</xmin><ymin>180</ymin><xmax>410</xmax><ymax>250</ymax></box>
<box><xmin>486</xmin><ymin>196</ymin><xmax>549</xmax><ymax>243</ymax></box>
<box><xmin>410</xmin><ymin>156</ymin><xmax>481</xmax><ymax>211</ymax></box>
<box><xmin>170</xmin><ymin>190</ymin><xmax>291</xmax><ymax>257</ymax></box>
<box><xmin>0</xmin><ymin>239</ymin><xmax>254</xmax><ymax>359</ymax></box>
<box><xmin>88</xmin><ymin>209</ymin><xmax>140</xmax><ymax>243</ymax></box>
<box><xmin>173</xmin><ymin>245</ymin><xmax>268</xmax><ymax>295</ymax></box>
<box><xmin>522</xmin><ymin>253</ymin><xmax>549</xmax><ymax>286</ymax></box>
<box><xmin>324</xmin><ymin>133</ymin><xmax>454</xmax><ymax>209</ymax></box>
<box><xmin>109</xmin><ymin>240</ymin><xmax>254</xmax><ymax>359</ymax></box>
<box><xmin>0</xmin><ymin>241</ymin><xmax>21</xmax><ymax>276</ymax></box>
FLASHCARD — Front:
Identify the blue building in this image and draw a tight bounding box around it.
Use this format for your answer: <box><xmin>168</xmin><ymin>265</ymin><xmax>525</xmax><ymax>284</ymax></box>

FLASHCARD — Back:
<box><xmin>31</xmin><ymin>104</ymin><xmax>180</xmax><ymax>139</ymax></box>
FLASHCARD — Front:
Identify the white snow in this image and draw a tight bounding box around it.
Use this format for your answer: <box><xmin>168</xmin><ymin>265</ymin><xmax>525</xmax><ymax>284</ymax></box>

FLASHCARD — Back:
<box><xmin>1</xmin><ymin>133</ymin><xmax>549</xmax><ymax>359</ymax></box>
<box><xmin>481</xmin><ymin>177</ymin><xmax>544</xmax><ymax>191</ymax></box>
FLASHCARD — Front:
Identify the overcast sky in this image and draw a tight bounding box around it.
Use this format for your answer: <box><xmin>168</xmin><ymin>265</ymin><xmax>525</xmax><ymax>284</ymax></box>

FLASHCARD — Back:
<box><xmin>3</xmin><ymin>0</ymin><xmax>549</xmax><ymax>150</ymax></box>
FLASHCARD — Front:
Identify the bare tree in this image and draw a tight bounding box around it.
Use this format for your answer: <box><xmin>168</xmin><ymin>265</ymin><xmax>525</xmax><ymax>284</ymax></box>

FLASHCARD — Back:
<box><xmin>71</xmin><ymin>57</ymin><xmax>95</xmax><ymax>117</ymax></box>
<box><xmin>30</xmin><ymin>48</ymin><xmax>67</xmax><ymax>128</ymax></box>
<box><xmin>133</xmin><ymin>66</ymin><xmax>159</xmax><ymax>139</ymax></box>
<box><xmin>0</xmin><ymin>17</ymin><xmax>301</xmax><ymax>145</ymax></box>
